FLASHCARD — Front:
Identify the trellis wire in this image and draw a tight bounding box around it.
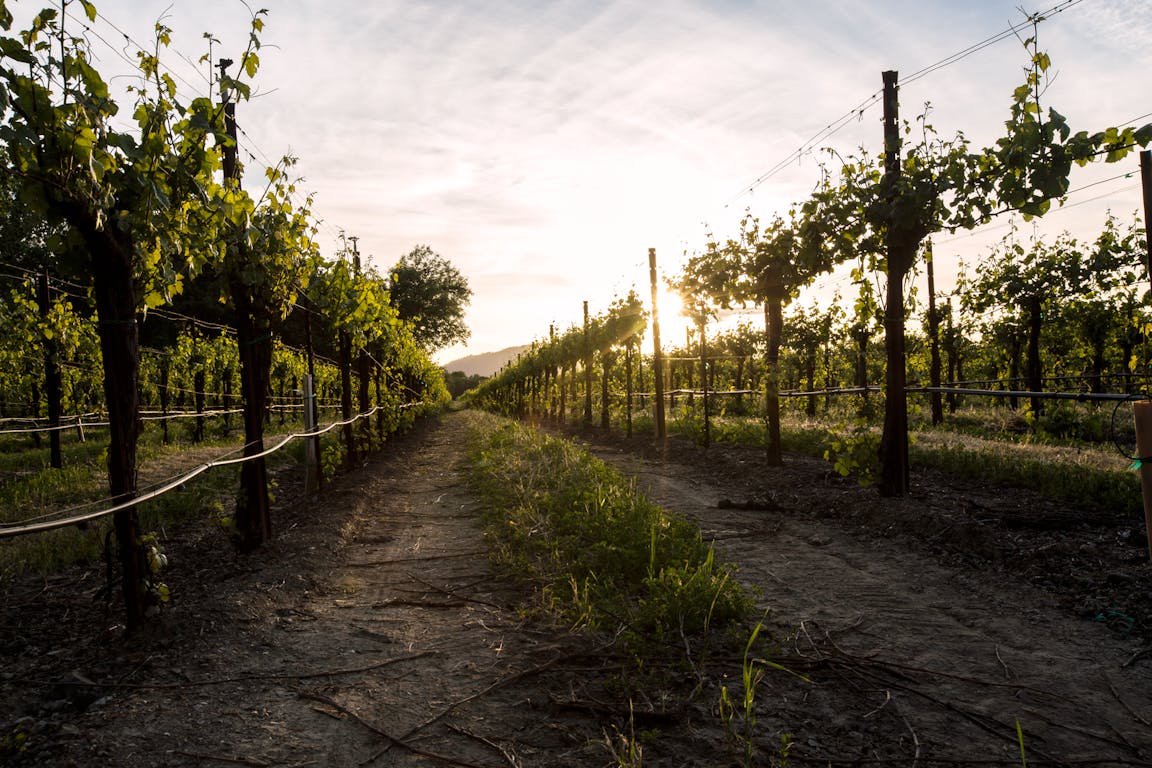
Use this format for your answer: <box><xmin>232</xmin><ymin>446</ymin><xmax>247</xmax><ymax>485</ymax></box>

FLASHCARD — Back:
<box><xmin>620</xmin><ymin>386</ymin><xmax>1141</xmax><ymax>403</ymax></box>
<box><xmin>0</xmin><ymin>404</ymin><xmax>418</xmax><ymax>539</ymax></box>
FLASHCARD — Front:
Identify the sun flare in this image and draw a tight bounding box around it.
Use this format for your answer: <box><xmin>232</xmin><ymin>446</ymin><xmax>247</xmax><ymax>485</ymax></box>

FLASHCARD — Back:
<box><xmin>652</xmin><ymin>286</ymin><xmax>693</xmax><ymax>352</ymax></box>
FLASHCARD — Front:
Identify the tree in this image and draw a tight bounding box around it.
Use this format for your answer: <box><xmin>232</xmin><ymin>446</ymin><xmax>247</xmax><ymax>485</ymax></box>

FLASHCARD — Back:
<box><xmin>964</xmin><ymin>228</ymin><xmax>1084</xmax><ymax>414</ymax></box>
<box><xmin>963</xmin><ymin>216</ymin><xmax>1142</xmax><ymax>411</ymax></box>
<box><xmin>847</xmin><ymin>276</ymin><xmax>882</xmax><ymax>415</ymax></box>
<box><xmin>388</xmin><ymin>245</ymin><xmax>472</xmax><ymax>351</ymax></box>
<box><xmin>713</xmin><ymin>322</ymin><xmax>762</xmax><ymax>415</ymax></box>
<box><xmin>597</xmin><ymin>291</ymin><xmax>646</xmax><ymax>432</ymax></box>
<box><xmin>0</xmin><ymin>156</ymin><xmax>60</xmax><ymax>272</ymax></box>
<box><xmin>803</xmin><ymin>35</ymin><xmax>1152</xmax><ymax>496</ymax></box>
<box><xmin>468</xmin><ymin>295</ymin><xmax>644</xmax><ymax>427</ymax></box>
<box><xmin>0</xmin><ymin>2</ymin><xmax>246</xmax><ymax>628</ymax></box>
<box><xmin>307</xmin><ymin>252</ymin><xmax>400</xmax><ymax>466</ymax></box>
<box><xmin>677</xmin><ymin>214</ymin><xmax>833</xmax><ymax>465</ymax></box>
<box><xmin>444</xmin><ymin>371</ymin><xmax>486</xmax><ymax>398</ymax></box>
<box><xmin>784</xmin><ymin>303</ymin><xmax>834</xmax><ymax>417</ymax></box>
<box><xmin>0</xmin><ymin>161</ymin><xmax>73</xmax><ymax>462</ymax></box>
<box><xmin>219</xmin><ymin>157</ymin><xmax>319</xmax><ymax>550</ymax></box>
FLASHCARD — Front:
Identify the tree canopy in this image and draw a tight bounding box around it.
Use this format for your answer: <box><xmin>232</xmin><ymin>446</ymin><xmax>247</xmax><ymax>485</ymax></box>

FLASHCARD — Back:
<box><xmin>388</xmin><ymin>245</ymin><xmax>472</xmax><ymax>352</ymax></box>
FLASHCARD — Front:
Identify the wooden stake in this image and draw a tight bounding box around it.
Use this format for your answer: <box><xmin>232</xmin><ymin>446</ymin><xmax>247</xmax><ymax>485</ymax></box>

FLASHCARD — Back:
<box><xmin>582</xmin><ymin>300</ymin><xmax>592</xmax><ymax>426</ymax></box>
<box><xmin>303</xmin><ymin>374</ymin><xmax>318</xmax><ymax>494</ymax></box>
<box><xmin>1132</xmin><ymin>400</ymin><xmax>1152</xmax><ymax>560</ymax></box>
<box><xmin>303</xmin><ymin>302</ymin><xmax>322</xmax><ymax>489</ymax></box>
<box><xmin>625</xmin><ymin>340</ymin><xmax>633</xmax><ymax>438</ymax></box>
<box><xmin>878</xmin><ymin>68</ymin><xmax>911</xmax><ymax>497</ymax></box>
<box><xmin>926</xmin><ymin>240</ymin><xmax>943</xmax><ymax>425</ymax></box>
<box><xmin>351</xmin><ymin>238</ymin><xmax>372</xmax><ymax>452</ymax></box>
<box><xmin>1141</xmin><ymin>150</ymin><xmax>1152</xmax><ymax>299</ymax></box>
<box><xmin>698</xmin><ymin>314</ymin><xmax>710</xmax><ymax>448</ymax></box>
<box><xmin>38</xmin><ymin>271</ymin><xmax>62</xmax><ymax>468</ymax></box>
<box><xmin>946</xmin><ymin>297</ymin><xmax>961</xmax><ymax>413</ymax></box>
<box><xmin>648</xmin><ymin>248</ymin><xmax>666</xmax><ymax>441</ymax></box>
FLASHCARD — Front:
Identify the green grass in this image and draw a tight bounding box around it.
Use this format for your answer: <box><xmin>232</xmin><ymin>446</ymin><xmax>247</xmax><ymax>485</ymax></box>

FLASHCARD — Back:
<box><xmin>465</xmin><ymin>411</ymin><xmax>753</xmax><ymax>652</ymax></box>
<box><xmin>0</xmin><ymin>414</ymin><xmax>314</xmax><ymax>583</ymax></box>
<box><xmin>651</xmin><ymin>401</ymin><xmax>1142</xmax><ymax>516</ymax></box>
<box><xmin>909</xmin><ymin>430</ymin><xmax>1140</xmax><ymax>516</ymax></box>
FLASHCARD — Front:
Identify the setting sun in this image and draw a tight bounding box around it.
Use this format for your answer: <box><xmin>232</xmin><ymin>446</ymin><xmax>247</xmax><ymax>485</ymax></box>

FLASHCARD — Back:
<box><xmin>651</xmin><ymin>285</ymin><xmax>695</xmax><ymax>353</ymax></box>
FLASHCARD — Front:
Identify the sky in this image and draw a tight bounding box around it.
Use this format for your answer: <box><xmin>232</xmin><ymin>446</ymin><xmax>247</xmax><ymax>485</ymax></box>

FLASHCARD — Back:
<box><xmin>23</xmin><ymin>0</ymin><xmax>1152</xmax><ymax>364</ymax></box>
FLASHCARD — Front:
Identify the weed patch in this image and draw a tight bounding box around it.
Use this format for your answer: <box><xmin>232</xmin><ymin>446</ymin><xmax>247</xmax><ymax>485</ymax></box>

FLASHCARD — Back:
<box><xmin>466</xmin><ymin>412</ymin><xmax>753</xmax><ymax>654</ymax></box>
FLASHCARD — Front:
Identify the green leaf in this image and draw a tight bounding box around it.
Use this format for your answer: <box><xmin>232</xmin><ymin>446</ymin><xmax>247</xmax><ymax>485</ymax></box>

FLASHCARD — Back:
<box><xmin>30</xmin><ymin>9</ymin><xmax>57</xmax><ymax>39</ymax></box>
<box><xmin>0</xmin><ymin>36</ymin><xmax>34</xmax><ymax>63</ymax></box>
<box><xmin>79</xmin><ymin>0</ymin><xmax>98</xmax><ymax>21</ymax></box>
<box><xmin>74</xmin><ymin>57</ymin><xmax>108</xmax><ymax>100</ymax></box>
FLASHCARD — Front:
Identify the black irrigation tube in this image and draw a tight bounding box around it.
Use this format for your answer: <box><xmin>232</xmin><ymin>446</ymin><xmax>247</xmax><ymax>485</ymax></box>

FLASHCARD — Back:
<box><xmin>779</xmin><ymin>386</ymin><xmax>880</xmax><ymax>398</ymax></box>
<box><xmin>948</xmin><ymin>373</ymin><xmax>1152</xmax><ymax>386</ymax></box>
<box><xmin>618</xmin><ymin>386</ymin><xmax>1142</xmax><ymax>403</ymax></box>
<box><xmin>628</xmin><ymin>386</ymin><xmax>881</xmax><ymax>398</ymax></box>
<box><xmin>909</xmin><ymin>387</ymin><xmax>1145</xmax><ymax>403</ymax></box>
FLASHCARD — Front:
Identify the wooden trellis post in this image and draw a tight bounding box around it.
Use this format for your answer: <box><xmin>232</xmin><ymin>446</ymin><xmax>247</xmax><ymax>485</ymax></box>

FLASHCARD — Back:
<box><xmin>1132</xmin><ymin>400</ymin><xmax>1152</xmax><ymax>561</ymax></box>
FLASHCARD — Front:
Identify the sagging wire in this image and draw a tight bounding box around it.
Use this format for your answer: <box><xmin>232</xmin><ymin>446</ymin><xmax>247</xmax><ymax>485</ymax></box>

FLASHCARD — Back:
<box><xmin>0</xmin><ymin>402</ymin><xmax>423</xmax><ymax>538</ymax></box>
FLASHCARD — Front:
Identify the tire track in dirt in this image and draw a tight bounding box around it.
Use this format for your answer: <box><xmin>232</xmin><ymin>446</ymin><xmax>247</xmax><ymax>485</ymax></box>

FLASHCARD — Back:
<box><xmin>592</xmin><ymin>443</ymin><xmax>1152</xmax><ymax>762</ymax></box>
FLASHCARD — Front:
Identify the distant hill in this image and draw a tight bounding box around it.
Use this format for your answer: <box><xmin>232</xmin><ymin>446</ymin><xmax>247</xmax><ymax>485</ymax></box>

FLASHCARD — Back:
<box><xmin>441</xmin><ymin>344</ymin><xmax>531</xmax><ymax>378</ymax></box>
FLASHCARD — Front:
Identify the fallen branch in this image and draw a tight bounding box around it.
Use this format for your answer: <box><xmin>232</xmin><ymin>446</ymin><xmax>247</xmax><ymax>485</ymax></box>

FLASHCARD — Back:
<box><xmin>1019</xmin><ymin>705</ymin><xmax>1142</xmax><ymax>755</ymax></box>
<box><xmin>406</xmin><ymin>573</ymin><xmax>506</xmax><ymax>611</ymax></box>
<box><xmin>401</xmin><ymin>655</ymin><xmax>564</xmax><ymax>740</ymax></box>
<box><xmin>15</xmin><ymin>652</ymin><xmax>435</xmax><ymax>691</ymax></box>
<box><xmin>797</xmin><ymin>642</ymin><xmax>1067</xmax><ymax>701</ymax></box>
<box><xmin>862</xmin><ymin>689</ymin><xmax>891</xmax><ymax>719</ymax></box>
<box><xmin>1107</xmin><ymin>676</ymin><xmax>1151</xmax><ymax>727</ymax></box>
<box><xmin>367</xmin><ymin>636</ymin><xmax>622</xmax><ymax>764</ymax></box>
<box><xmin>297</xmin><ymin>690</ymin><xmax>496</xmax><ymax>768</ymax></box>
<box><xmin>444</xmin><ymin>723</ymin><xmax>521</xmax><ymax>768</ymax></box>
<box><xmin>900</xmin><ymin>714</ymin><xmax>921</xmax><ymax>768</ymax></box>
<box><xmin>346</xmin><ymin>550</ymin><xmax>487</xmax><ymax>567</ymax></box>
<box><xmin>848</xmin><ymin>664</ymin><xmax>1056</xmax><ymax>760</ymax></box>
<box><xmin>993</xmin><ymin>645</ymin><xmax>1012</xmax><ymax>680</ymax></box>
<box><xmin>372</xmin><ymin>599</ymin><xmax>468</xmax><ymax>609</ymax></box>
<box><xmin>1122</xmin><ymin>646</ymin><xmax>1151</xmax><ymax>668</ymax></box>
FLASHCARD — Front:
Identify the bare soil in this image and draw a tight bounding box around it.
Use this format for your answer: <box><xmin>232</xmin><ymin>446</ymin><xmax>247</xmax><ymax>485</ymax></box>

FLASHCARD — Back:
<box><xmin>2</xmin><ymin>410</ymin><xmax>1151</xmax><ymax>766</ymax></box>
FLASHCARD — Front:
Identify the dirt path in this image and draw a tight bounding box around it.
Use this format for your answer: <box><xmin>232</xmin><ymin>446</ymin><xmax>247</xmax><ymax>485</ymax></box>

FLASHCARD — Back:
<box><xmin>583</xmin><ymin>436</ymin><xmax>1152</xmax><ymax>763</ymax></box>
<box><xmin>2</xmin><ymin>413</ymin><xmax>724</xmax><ymax>767</ymax></box>
<box><xmin>5</xmin><ymin>411</ymin><xmax>1152</xmax><ymax>766</ymax></box>
<box><xmin>5</xmin><ymin>412</ymin><xmax>626</xmax><ymax>766</ymax></box>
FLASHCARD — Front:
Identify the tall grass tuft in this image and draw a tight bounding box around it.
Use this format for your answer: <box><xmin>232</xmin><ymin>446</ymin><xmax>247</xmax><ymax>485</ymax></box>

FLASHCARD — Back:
<box><xmin>466</xmin><ymin>412</ymin><xmax>753</xmax><ymax>650</ymax></box>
